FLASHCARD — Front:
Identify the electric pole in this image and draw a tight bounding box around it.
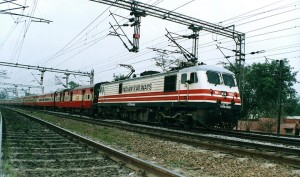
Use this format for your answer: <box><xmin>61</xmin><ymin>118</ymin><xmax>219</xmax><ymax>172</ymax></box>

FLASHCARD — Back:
<box><xmin>0</xmin><ymin>61</ymin><xmax>94</xmax><ymax>93</ymax></box>
<box><xmin>277</xmin><ymin>59</ymin><xmax>283</xmax><ymax>134</ymax></box>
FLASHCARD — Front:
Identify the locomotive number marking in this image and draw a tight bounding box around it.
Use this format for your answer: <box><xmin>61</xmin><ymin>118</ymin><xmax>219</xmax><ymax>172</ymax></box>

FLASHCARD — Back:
<box><xmin>220</xmin><ymin>104</ymin><xmax>231</xmax><ymax>109</ymax></box>
<box><xmin>123</xmin><ymin>83</ymin><xmax>152</xmax><ymax>93</ymax></box>
<box><xmin>127</xmin><ymin>103</ymin><xmax>136</xmax><ymax>106</ymax></box>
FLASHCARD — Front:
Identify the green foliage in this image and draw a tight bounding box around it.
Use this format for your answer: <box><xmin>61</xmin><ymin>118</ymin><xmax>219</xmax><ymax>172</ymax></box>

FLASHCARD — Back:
<box><xmin>232</xmin><ymin>60</ymin><xmax>299</xmax><ymax>118</ymax></box>
<box><xmin>113</xmin><ymin>74</ymin><xmax>126</xmax><ymax>81</ymax></box>
<box><xmin>68</xmin><ymin>81</ymin><xmax>80</xmax><ymax>89</ymax></box>
<box><xmin>0</xmin><ymin>91</ymin><xmax>7</xmax><ymax>100</ymax></box>
<box><xmin>153</xmin><ymin>52</ymin><xmax>181</xmax><ymax>71</ymax></box>
<box><xmin>293</xmin><ymin>103</ymin><xmax>300</xmax><ymax>116</ymax></box>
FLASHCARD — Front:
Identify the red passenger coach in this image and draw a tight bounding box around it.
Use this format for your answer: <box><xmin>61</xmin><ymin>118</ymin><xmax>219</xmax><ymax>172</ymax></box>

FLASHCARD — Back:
<box><xmin>67</xmin><ymin>85</ymin><xmax>94</xmax><ymax>110</ymax></box>
<box><xmin>23</xmin><ymin>95</ymin><xmax>37</xmax><ymax>107</ymax></box>
<box><xmin>54</xmin><ymin>89</ymin><xmax>70</xmax><ymax>110</ymax></box>
<box><xmin>36</xmin><ymin>93</ymin><xmax>55</xmax><ymax>108</ymax></box>
<box><xmin>54</xmin><ymin>84</ymin><xmax>102</xmax><ymax>114</ymax></box>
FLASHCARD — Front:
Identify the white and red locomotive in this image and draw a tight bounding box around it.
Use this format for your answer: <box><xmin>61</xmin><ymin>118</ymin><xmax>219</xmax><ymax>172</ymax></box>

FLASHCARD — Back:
<box><xmin>0</xmin><ymin>65</ymin><xmax>241</xmax><ymax>128</ymax></box>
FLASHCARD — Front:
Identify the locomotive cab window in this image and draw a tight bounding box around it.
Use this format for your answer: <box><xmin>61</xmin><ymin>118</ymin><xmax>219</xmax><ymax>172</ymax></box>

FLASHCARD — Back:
<box><xmin>181</xmin><ymin>74</ymin><xmax>187</xmax><ymax>84</ymax></box>
<box><xmin>207</xmin><ymin>71</ymin><xmax>221</xmax><ymax>85</ymax></box>
<box><xmin>190</xmin><ymin>72</ymin><xmax>198</xmax><ymax>83</ymax></box>
<box><xmin>164</xmin><ymin>75</ymin><xmax>177</xmax><ymax>92</ymax></box>
<box><xmin>222</xmin><ymin>74</ymin><xmax>236</xmax><ymax>87</ymax></box>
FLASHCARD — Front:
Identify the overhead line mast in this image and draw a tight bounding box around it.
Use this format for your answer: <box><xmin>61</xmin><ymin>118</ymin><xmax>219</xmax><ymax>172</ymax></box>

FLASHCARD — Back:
<box><xmin>91</xmin><ymin>0</ymin><xmax>245</xmax><ymax>64</ymax></box>
<box><xmin>0</xmin><ymin>82</ymin><xmax>43</xmax><ymax>97</ymax></box>
<box><xmin>0</xmin><ymin>61</ymin><xmax>94</xmax><ymax>93</ymax></box>
<box><xmin>91</xmin><ymin>0</ymin><xmax>245</xmax><ymax>109</ymax></box>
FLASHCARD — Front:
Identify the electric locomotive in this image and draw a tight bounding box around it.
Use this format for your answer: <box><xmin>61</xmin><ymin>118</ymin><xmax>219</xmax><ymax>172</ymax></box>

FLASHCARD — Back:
<box><xmin>96</xmin><ymin>65</ymin><xmax>241</xmax><ymax>128</ymax></box>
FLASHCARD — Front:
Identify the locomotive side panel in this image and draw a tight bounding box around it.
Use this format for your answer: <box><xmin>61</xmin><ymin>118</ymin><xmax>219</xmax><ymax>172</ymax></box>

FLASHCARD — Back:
<box><xmin>99</xmin><ymin>72</ymin><xmax>179</xmax><ymax>105</ymax></box>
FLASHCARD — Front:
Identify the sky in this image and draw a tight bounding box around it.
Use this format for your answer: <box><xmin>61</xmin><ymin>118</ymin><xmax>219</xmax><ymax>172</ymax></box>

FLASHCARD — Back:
<box><xmin>0</xmin><ymin>0</ymin><xmax>299</xmax><ymax>97</ymax></box>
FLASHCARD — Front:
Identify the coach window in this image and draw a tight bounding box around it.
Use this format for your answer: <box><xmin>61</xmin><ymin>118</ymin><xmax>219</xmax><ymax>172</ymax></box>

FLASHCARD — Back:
<box><xmin>207</xmin><ymin>71</ymin><xmax>221</xmax><ymax>85</ymax></box>
<box><xmin>190</xmin><ymin>72</ymin><xmax>198</xmax><ymax>83</ymax></box>
<box><xmin>223</xmin><ymin>74</ymin><xmax>236</xmax><ymax>87</ymax></box>
<box><xmin>181</xmin><ymin>74</ymin><xmax>187</xmax><ymax>84</ymax></box>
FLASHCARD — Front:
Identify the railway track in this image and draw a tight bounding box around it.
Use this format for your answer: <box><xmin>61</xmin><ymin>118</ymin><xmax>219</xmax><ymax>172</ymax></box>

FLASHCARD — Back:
<box><xmin>0</xmin><ymin>108</ymin><xmax>184</xmax><ymax>177</ymax></box>
<box><xmin>33</xmin><ymin>109</ymin><xmax>300</xmax><ymax>169</ymax></box>
<box><xmin>199</xmin><ymin>128</ymin><xmax>300</xmax><ymax>147</ymax></box>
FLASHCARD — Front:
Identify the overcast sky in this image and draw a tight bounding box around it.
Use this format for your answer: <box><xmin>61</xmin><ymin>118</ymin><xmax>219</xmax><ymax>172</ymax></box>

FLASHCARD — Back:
<box><xmin>0</xmin><ymin>0</ymin><xmax>299</xmax><ymax>96</ymax></box>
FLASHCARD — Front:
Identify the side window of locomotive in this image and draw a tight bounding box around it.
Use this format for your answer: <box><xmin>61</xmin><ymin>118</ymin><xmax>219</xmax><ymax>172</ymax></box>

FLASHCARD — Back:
<box><xmin>164</xmin><ymin>75</ymin><xmax>177</xmax><ymax>92</ymax></box>
<box><xmin>181</xmin><ymin>74</ymin><xmax>187</xmax><ymax>84</ymax></box>
<box><xmin>119</xmin><ymin>83</ymin><xmax>123</xmax><ymax>94</ymax></box>
<box><xmin>223</xmin><ymin>74</ymin><xmax>236</xmax><ymax>87</ymax></box>
<box><xmin>190</xmin><ymin>72</ymin><xmax>198</xmax><ymax>83</ymax></box>
<box><xmin>206</xmin><ymin>71</ymin><xmax>221</xmax><ymax>85</ymax></box>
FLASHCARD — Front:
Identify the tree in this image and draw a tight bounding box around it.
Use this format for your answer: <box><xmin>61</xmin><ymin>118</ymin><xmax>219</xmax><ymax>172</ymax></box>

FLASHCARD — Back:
<box><xmin>232</xmin><ymin>60</ymin><xmax>299</xmax><ymax>118</ymax></box>
<box><xmin>293</xmin><ymin>102</ymin><xmax>300</xmax><ymax>116</ymax></box>
<box><xmin>228</xmin><ymin>60</ymin><xmax>299</xmax><ymax>117</ymax></box>
<box><xmin>68</xmin><ymin>81</ymin><xmax>80</xmax><ymax>89</ymax></box>
<box><xmin>0</xmin><ymin>91</ymin><xmax>7</xmax><ymax>100</ymax></box>
<box><xmin>153</xmin><ymin>52</ymin><xmax>181</xmax><ymax>71</ymax></box>
<box><xmin>113</xmin><ymin>74</ymin><xmax>126</xmax><ymax>81</ymax></box>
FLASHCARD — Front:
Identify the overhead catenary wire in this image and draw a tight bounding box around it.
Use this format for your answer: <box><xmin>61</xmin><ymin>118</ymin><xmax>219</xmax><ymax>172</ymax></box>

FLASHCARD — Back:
<box><xmin>5</xmin><ymin>0</ymin><xmax>300</xmax><ymax>90</ymax></box>
<box><xmin>40</xmin><ymin>3</ymin><xmax>115</xmax><ymax>66</ymax></box>
<box><xmin>37</xmin><ymin>0</ymin><xmax>162</xmax><ymax>67</ymax></box>
<box><xmin>90</xmin><ymin>1</ymin><xmax>300</xmax><ymax>72</ymax></box>
<box><xmin>12</xmin><ymin>0</ymin><xmax>166</xmax><ymax>84</ymax></box>
<box><xmin>39</xmin><ymin>0</ymin><xmax>300</xmax><ymax>72</ymax></box>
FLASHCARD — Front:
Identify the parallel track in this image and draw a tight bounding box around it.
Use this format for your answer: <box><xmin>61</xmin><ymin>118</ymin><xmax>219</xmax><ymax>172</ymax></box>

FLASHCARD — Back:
<box><xmin>36</xmin><ymin>110</ymin><xmax>300</xmax><ymax>169</ymax></box>
<box><xmin>1</xmin><ymin>108</ymin><xmax>184</xmax><ymax>177</ymax></box>
<box><xmin>198</xmin><ymin>128</ymin><xmax>300</xmax><ymax>147</ymax></box>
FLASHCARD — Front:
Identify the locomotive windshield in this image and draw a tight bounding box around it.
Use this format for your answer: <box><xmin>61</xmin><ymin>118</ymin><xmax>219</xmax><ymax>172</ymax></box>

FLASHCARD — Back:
<box><xmin>206</xmin><ymin>71</ymin><xmax>221</xmax><ymax>85</ymax></box>
<box><xmin>222</xmin><ymin>74</ymin><xmax>236</xmax><ymax>87</ymax></box>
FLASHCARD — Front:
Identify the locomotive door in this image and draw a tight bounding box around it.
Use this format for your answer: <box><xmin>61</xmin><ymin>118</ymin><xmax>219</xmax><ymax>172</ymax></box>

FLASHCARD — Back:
<box><xmin>82</xmin><ymin>90</ymin><xmax>86</xmax><ymax>109</ymax></box>
<box><xmin>179</xmin><ymin>73</ymin><xmax>189</xmax><ymax>102</ymax></box>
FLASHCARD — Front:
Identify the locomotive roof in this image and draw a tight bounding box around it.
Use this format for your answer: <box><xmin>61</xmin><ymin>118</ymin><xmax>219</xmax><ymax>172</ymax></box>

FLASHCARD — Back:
<box><xmin>179</xmin><ymin>65</ymin><xmax>234</xmax><ymax>74</ymax></box>
<box><xmin>106</xmin><ymin>65</ymin><xmax>234</xmax><ymax>84</ymax></box>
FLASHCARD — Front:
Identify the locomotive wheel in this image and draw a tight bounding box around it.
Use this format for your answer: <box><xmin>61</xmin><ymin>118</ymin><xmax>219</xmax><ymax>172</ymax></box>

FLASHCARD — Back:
<box><xmin>183</xmin><ymin>117</ymin><xmax>196</xmax><ymax>129</ymax></box>
<box><xmin>158</xmin><ymin>115</ymin><xmax>166</xmax><ymax>126</ymax></box>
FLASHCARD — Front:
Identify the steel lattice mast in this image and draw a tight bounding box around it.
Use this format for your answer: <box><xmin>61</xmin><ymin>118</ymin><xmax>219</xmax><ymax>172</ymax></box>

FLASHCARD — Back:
<box><xmin>0</xmin><ymin>61</ymin><xmax>94</xmax><ymax>93</ymax></box>
<box><xmin>91</xmin><ymin>0</ymin><xmax>245</xmax><ymax>64</ymax></box>
<box><xmin>91</xmin><ymin>0</ymin><xmax>245</xmax><ymax>108</ymax></box>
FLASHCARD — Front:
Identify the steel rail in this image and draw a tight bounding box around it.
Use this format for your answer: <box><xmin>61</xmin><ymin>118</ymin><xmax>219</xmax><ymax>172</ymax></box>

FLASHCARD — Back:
<box><xmin>201</xmin><ymin>128</ymin><xmax>300</xmax><ymax>146</ymax></box>
<box><xmin>8</xmin><ymin>108</ymin><xmax>185</xmax><ymax>177</ymax></box>
<box><xmin>39</xmin><ymin>110</ymin><xmax>300</xmax><ymax>169</ymax></box>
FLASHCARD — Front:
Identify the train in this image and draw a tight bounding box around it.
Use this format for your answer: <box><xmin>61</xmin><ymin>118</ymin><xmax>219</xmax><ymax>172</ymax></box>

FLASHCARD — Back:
<box><xmin>0</xmin><ymin>65</ymin><xmax>241</xmax><ymax>129</ymax></box>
